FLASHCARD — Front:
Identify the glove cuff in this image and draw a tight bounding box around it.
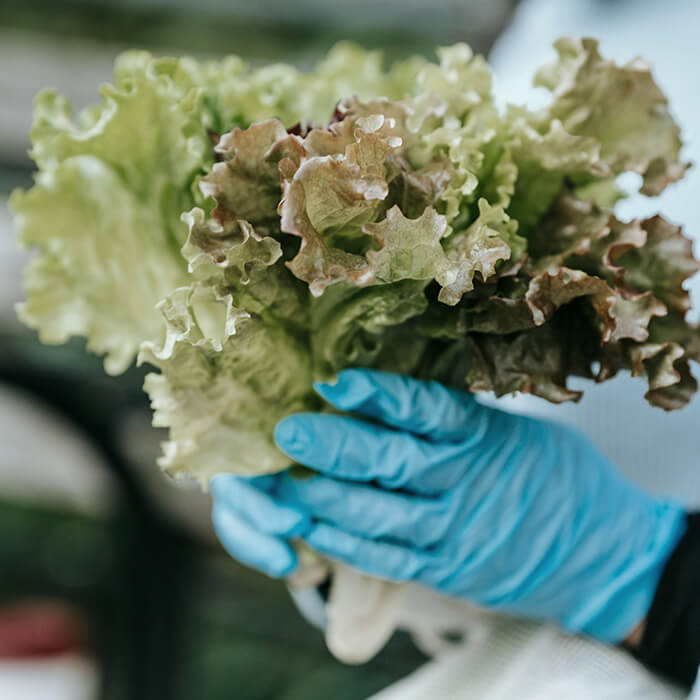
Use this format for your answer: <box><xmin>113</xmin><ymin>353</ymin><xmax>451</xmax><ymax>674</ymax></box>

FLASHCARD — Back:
<box><xmin>577</xmin><ymin>502</ymin><xmax>687</xmax><ymax>643</ymax></box>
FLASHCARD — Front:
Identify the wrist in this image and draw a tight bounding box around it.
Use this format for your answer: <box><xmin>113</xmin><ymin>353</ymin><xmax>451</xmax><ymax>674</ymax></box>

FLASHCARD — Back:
<box><xmin>631</xmin><ymin>511</ymin><xmax>700</xmax><ymax>689</ymax></box>
<box><xmin>623</xmin><ymin>620</ymin><xmax>646</xmax><ymax>649</ymax></box>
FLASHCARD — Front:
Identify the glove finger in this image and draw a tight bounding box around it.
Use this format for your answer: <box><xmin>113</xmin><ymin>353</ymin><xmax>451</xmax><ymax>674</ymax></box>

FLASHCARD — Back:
<box><xmin>314</xmin><ymin>369</ymin><xmax>489</xmax><ymax>442</ymax></box>
<box><xmin>212</xmin><ymin>504</ymin><xmax>298</xmax><ymax>578</ymax></box>
<box><xmin>304</xmin><ymin>522</ymin><xmax>425</xmax><ymax>582</ymax></box>
<box><xmin>275</xmin><ymin>413</ymin><xmax>472</xmax><ymax>493</ymax></box>
<box><xmin>211</xmin><ymin>474</ymin><xmax>311</xmax><ymax>537</ymax></box>
<box><xmin>276</xmin><ymin>472</ymin><xmax>450</xmax><ymax>549</ymax></box>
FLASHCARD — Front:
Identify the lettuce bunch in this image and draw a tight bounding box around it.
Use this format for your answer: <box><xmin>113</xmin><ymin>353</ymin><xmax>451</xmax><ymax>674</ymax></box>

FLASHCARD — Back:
<box><xmin>12</xmin><ymin>39</ymin><xmax>700</xmax><ymax>485</ymax></box>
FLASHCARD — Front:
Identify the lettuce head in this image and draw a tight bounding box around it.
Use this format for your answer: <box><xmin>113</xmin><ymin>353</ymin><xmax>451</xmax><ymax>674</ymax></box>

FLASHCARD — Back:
<box><xmin>11</xmin><ymin>38</ymin><xmax>699</xmax><ymax>485</ymax></box>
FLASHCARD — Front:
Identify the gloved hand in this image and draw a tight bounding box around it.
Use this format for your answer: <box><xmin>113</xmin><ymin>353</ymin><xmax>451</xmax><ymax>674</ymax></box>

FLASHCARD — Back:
<box><xmin>211</xmin><ymin>369</ymin><xmax>687</xmax><ymax>643</ymax></box>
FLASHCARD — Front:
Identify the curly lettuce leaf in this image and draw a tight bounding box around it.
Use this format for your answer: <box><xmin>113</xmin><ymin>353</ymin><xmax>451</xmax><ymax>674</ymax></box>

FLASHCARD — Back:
<box><xmin>505</xmin><ymin>115</ymin><xmax>605</xmax><ymax>231</ymax></box>
<box><xmin>465</xmin><ymin>324</ymin><xmax>591</xmax><ymax>404</ymax></box>
<box><xmin>12</xmin><ymin>156</ymin><xmax>191</xmax><ymax>374</ymax></box>
<box><xmin>310</xmin><ymin>280</ymin><xmax>430</xmax><ymax>378</ymax></box>
<box><xmin>200</xmin><ymin>119</ymin><xmax>288</xmax><ymax>229</ymax></box>
<box><xmin>209</xmin><ymin>42</ymin><xmax>427</xmax><ymax>131</ymax></box>
<box><xmin>278</xmin><ymin>117</ymin><xmax>398</xmax><ymax>294</ymax></box>
<box><xmin>11</xmin><ymin>55</ymin><xmax>210</xmax><ymax>373</ymax></box>
<box><xmin>439</xmin><ymin>199</ymin><xmax>524</xmax><ymax>305</ymax></box>
<box><xmin>617</xmin><ymin>216</ymin><xmax>700</xmax><ymax>314</ymax></box>
<box><xmin>139</xmin><ymin>285</ymin><xmax>316</xmax><ymax>483</ymax></box>
<box><xmin>364</xmin><ymin>206</ymin><xmax>453</xmax><ymax>285</ymax></box>
<box><xmin>535</xmin><ymin>38</ymin><xmax>688</xmax><ymax>195</ymax></box>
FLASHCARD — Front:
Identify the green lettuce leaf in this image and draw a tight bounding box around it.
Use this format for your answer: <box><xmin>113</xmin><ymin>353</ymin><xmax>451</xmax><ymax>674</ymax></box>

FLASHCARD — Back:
<box><xmin>505</xmin><ymin>114</ymin><xmax>605</xmax><ymax>231</ymax></box>
<box><xmin>364</xmin><ymin>206</ymin><xmax>453</xmax><ymax>285</ymax></box>
<box><xmin>535</xmin><ymin>38</ymin><xmax>688</xmax><ymax>195</ymax></box>
<box><xmin>139</xmin><ymin>285</ymin><xmax>317</xmax><ymax>483</ymax></box>
<box><xmin>11</xmin><ymin>54</ymin><xmax>209</xmax><ymax>373</ymax></box>
<box><xmin>209</xmin><ymin>42</ymin><xmax>427</xmax><ymax>130</ymax></box>
<box><xmin>439</xmin><ymin>199</ymin><xmax>524</xmax><ymax>305</ymax></box>
<box><xmin>12</xmin><ymin>156</ymin><xmax>190</xmax><ymax>374</ymax></box>
<box><xmin>310</xmin><ymin>280</ymin><xmax>430</xmax><ymax>379</ymax></box>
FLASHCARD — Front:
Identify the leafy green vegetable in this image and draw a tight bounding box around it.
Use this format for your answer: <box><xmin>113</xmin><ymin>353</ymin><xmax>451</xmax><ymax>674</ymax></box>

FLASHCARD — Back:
<box><xmin>11</xmin><ymin>38</ymin><xmax>699</xmax><ymax>484</ymax></box>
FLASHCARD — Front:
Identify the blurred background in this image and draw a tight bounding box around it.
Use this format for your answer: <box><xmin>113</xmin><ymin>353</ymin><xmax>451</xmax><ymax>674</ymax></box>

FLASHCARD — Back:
<box><xmin>0</xmin><ymin>1</ymin><xmax>517</xmax><ymax>699</ymax></box>
<box><xmin>2</xmin><ymin>0</ymin><xmax>700</xmax><ymax>698</ymax></box>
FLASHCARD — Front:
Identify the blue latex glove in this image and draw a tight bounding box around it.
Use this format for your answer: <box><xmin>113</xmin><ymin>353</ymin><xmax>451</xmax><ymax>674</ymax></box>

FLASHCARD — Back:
<box><xmin>211</xmin><ymin>369</ymin><xmax>687</xmax><ymax>642</ymax></box>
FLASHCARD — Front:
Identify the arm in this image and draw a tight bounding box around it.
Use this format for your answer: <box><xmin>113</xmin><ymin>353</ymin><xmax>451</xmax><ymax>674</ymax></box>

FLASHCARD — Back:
<box><xmin>211</xmin><ymin>370</ymin><xmax>695</xmax><ymax>684</ymax></box>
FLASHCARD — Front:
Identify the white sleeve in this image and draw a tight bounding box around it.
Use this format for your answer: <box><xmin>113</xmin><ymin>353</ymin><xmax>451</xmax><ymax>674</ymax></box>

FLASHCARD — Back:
<box><xmin>290</xmin><ymin>577</ymin><xmax>697</xmax><ymax>699</ymax></box>
<box><xmin>370</xmin><ymin>590</ymin><xmax>687</xmax><ymax>700</ymax></box>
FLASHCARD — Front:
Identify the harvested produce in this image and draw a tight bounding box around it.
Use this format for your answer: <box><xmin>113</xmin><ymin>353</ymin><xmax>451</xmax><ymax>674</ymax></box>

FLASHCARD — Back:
<box><xmin>11</xmin><ymin>39</ymin><xmax>699</xmax><ymax>485</ymax></box>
